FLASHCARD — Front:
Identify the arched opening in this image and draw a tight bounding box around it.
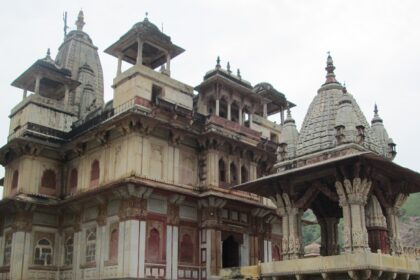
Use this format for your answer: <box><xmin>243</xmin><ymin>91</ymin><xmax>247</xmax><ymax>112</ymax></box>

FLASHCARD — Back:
<box><xmin>231</xmin><ymin>102</ymin><xmax>240</xmax><ymax>123</ymax></box>
<box><xmin>109</xmin><ymin>229</ymin><xmax>119</xmax><ymax>261</ymax></box>
<box><xmin>11</xmin><ymin>170</ymin><xmax>19</xmax><ymax>190</ymax></box>
<box><xmin>241</xmin><ymin>165</ymin><xmax>248</xmax><ymax>183</ymax></box>
<box><xmin>272</xmin><ymin>244</ymin><xmax>281</xmax><ymax>261</ymax></box>
<box><xmin>86</xmin><ymin>229</ymin><xmax>96</xmax><ymax>263</ymax></box>
<box><xmin>180</xmin><ymin>233</ymin><xmax>194</xmax><ymax>263</ymax></box>
<box><xmin>230</xmin><ymin>162</ymin><xmax>238</xmax><ymax>185</ymax></box>
<box><xmin>219</xmin><ymin>159</ymin><xmax>226</xmax><ymax>186</ymax></box>
<box><xmin>222</xmin><ymin>235</ymin><xmax>239</xmax><ymax>268</ymax></box>
<box><xmin>64</xmin><ymin>237</ymin><xmax>73</xmax><ymax>265</ymax></box>
<box><xmin>34</xmin><ymin>239</ymin><xmax>53</xmax><ymax>265</ymax></box>
<box><xmin>208</xmin><ymin>98</ymin><xmax>216</xmax><ymax>115</ymax></box>
<box><xmin>69</xmin><ymin>168</ymin><xmax>78</xmax><ymax>193</ymax></box>
<box><xmin>147</xmin><ymin>228</ymin><xmax>160</xmax><ymax>262</ymax></box>
<box><xmin>219</xmin><ymin>98</ymin><xmax>228</xmax><ymax>118</ymax></box>
<box><xmin>90</xmin><ymin>160</ymin><xmax>100</xmax><ymax>188</ymax></box>
<box><xmin>243</xmin><ymin>107</ymin><xmax>251</xmax><ymax>127</ymax></box>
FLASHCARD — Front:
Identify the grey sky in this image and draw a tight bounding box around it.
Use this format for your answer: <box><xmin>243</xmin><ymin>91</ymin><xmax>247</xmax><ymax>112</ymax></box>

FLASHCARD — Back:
<box><xmin>1</xmin><ymin>0</ymin><xmax>419</xmax><ymax>197</ymax></box>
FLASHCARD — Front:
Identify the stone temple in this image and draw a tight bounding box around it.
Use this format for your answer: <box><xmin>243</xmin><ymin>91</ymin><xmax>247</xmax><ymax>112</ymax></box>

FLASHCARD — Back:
<box><xmin>0</xmin><ymin>11</ymin><xmax>418</xmax><ymax>280</ymax></box>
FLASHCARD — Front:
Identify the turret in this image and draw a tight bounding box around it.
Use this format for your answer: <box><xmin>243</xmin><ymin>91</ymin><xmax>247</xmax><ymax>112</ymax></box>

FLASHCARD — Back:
<box><xmin>334</xmin><ymin>85</ymin><xmax>364</xmax><ymax>145</ymax></box>
<box><xmin>104</xmin><ymin>14</ymin><xmax>194</xmax><ymax>112</ymax></box>
<box><xmin>277</xmin><ymin>107</ymin><xmax>299</xmax><ymax>161</ymax></box>
<box><xmin>371</xmin><ymin>104</ymin><xmax>396</xmax><ymax>160</ymax></box>
<box><xmin>8</xmin><ymin>49</ymin><xmax>80</xmax><ymax>141</ymax></box>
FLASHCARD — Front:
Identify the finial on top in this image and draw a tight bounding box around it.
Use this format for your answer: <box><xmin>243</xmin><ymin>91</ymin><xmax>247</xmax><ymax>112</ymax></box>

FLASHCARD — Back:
<box><xmin>145</xmin><ymin>12</ymin><xmax>149</xmax><ymax>21</ymax></box>
<box><xmin>324</xmin><ymin>52</ymin><xmax>338</xmax><ymax>84</ymax></box>
<box><xmin>227</xmin><ymin>62</ymin><xmax>231</xmax><ymax>74</ymax></box>
<box><xmin>46</xmin><ymin>48</ymin><xmax>51</xmax><ymax>58</ymax></box>
<box><xmin>216</xmin><ymin>56</ymin><xmax>221</xmax><ymax>69</ymax></box>
<box><xmin>63</xmin><ymin>11</ymin><xmax>68</xmax><ymax>38</ymax></box>
<box><xmin>371</xmin><ymin>103</ymin><xmax>383</xmax><ymax>124</ymax></box>
<box><xmin>76</xmin><ymin>10</ymin><xmax>85</xmax><ymax>31</ymax></box>
<box><xmin>342</xmin><ymin>81</ymin><xmax>347</xmax><ymax>94</ymax></box>
<box><xmin>237</xmin><ymin>69</ymin><xmax>241</xmax><ymax>79</ymax></box>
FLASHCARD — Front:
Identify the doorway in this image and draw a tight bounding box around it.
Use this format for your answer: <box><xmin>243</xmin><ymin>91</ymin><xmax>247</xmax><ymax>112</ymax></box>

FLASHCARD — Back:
<box><xmin>222</xmin><ymin>235</ymin><xmax>240</xmax><ymax>268</ymax></box>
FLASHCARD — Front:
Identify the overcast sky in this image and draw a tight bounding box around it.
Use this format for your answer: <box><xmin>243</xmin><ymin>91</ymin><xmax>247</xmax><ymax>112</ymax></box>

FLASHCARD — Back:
<box><xmin>0</xmin><ymin>0</ymin><xmax>419</xmax><ymax>197</ymax></box>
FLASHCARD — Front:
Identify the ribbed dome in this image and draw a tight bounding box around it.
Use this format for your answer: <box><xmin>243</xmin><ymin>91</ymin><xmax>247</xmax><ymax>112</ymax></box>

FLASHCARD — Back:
<box><xmin>55</xmin><ymin>10</ymin><xmax>104</xmax><ymax>118</ymax></box>
<box><xmin>296</xmin><ymin>56</ymin><xmax>382</xmax><ymax>157</ymax></box>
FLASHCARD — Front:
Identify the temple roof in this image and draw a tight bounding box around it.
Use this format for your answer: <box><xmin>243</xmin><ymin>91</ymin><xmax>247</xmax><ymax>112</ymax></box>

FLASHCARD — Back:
<box><xmin>235</xmin><ymin>151</ymin><xmax>420</xmax><ymax>195</ymax></box>
<box><xmin>295</xmin><ymin>56</ymin><xmax>381</xmax><ymax>157</ymax></box>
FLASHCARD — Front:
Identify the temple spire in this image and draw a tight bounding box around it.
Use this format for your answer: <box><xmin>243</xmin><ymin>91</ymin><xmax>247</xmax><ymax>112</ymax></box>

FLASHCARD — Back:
<box><xmin>76</xmin><ymin>10</ymin><xmax>85</xmax><ymax>31</ymax></box>
<box><xmin>324</xmin><ymin>52</ymin><xmax>338</xmax><ymax>84</ymax></box>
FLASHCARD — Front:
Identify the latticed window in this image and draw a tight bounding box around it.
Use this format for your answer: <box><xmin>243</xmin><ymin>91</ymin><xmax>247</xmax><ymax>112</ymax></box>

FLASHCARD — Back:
<box><xmin>34</xmin><ymin>239</ymin><xmax>53</xmax><ymax>265</ymax></box>
<box><xmin>3</xmin><ymin>236</ymin><xmax>12</xmax><ymax>266</ymax></box>
<box><xmin>85</xmin><ymin>229</ymin><xmax>96</xmax><ymax>263</ymax></box>
<box><xmin>64</xmin><ymin>237</ymin><xmax>73</xmax><ymax>265</ymax></box>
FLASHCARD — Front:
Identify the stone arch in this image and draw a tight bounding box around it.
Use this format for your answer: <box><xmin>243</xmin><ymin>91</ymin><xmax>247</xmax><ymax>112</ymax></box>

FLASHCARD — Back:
<box><xmin>180</xmin><ymin>233</ymin><xmax>194</xmax><ymax>263</ymax></box>
<box><xmin>147</xmin><ymin>228</ymin><xmax>160</xmax><ymax>262</ymax></box>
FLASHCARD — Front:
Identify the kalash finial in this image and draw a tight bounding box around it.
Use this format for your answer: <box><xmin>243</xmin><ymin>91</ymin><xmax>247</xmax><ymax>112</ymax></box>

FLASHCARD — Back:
<box><xmin>145</xmin><ymin>12</ymin><xmax>149</xmax><ymax>21</ymax></box>
<box><xmin>227</xmin><ymin>62</ymin><xmax>232</xmax><ymax>74</ymax></box>
<box><xmin>324</xmin><ymin>51</ymin><xmax>338</xmax><ymax>84</ymax></box>
<box><xmin>76</xmin><ymin>10</ymin><xmax>85</xmax><ymax>31</ymax></box>
<box><xmin>46</xmin><ymin>48</ymin><xmax>51</xmax><ymax>58</ymax></box>
<box><xmin>372</xmin><ymin>103</ymin><xmax>383</xmax><ymax>124</ymax></box>
<box><xmin>216</xmin><ymin>56</ymin><xmax>221</xmax><ymax>69</ymax></box>
<box><xmin>342</xmin><ymin>81</ymin><xmax>347</xmax><ymax>94</ymax></box>
<box><xmin>237</xmin><ymin>69</ymin><xmax>241</xmax><ymax>79</ymax></box>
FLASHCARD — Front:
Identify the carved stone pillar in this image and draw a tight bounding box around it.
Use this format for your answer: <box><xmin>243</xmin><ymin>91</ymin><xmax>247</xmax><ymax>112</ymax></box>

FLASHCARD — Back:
<box><xmin>271</xmin><ymin>193</ymin><xmax>304</xmax><ymax>260</ymax></box>
<box><xmin>215</xmin><ymin>99</ymin><xmax>220</xmax><ymax>116</ymax></box>
<box><xmin>318</xmin><ymin>217</ymin><xmax>339</xmax><ymax>256</ymax></box>
<box><xmin>385</xmin><ymin>193</ymin><xmax>407</xmax><ymax>256</ymax></box>
<box><xmin>227</xmin><ymin>102</ymin><xmax>232</xmax><ymax>120</ymax></box>
<box><xmin>366</xmin><ymin>195</ymin><xmax>389</xmax><ymax>253</ymax></box>
<box><xmin>335</xmin><ymin>178</ymin><xmax>371</xmax><ymax>253</ymax></box>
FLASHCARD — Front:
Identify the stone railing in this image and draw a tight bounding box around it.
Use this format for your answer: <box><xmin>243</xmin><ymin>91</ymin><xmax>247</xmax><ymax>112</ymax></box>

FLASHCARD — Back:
<box><xmin>207</xmin><ymin>115</ymin><xmax>261</xmax><ymax>140</ymax></box>
<box><xmin>403</xmin><ymin>246</ymin><xmax>420</xmax><ymax>260</ymax></box>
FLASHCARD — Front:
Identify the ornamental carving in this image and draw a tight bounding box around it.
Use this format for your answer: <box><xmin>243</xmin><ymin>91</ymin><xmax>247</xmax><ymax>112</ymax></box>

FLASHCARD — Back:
<box><xmin>119</xmin><ymin>197</ymin><xmax>147</xmax><ymax>221</ymax></box>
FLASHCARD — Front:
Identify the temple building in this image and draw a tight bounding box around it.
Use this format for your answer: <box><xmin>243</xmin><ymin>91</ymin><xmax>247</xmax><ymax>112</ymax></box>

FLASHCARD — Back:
<box><xmin>0</xmin><ymin>10</ymin><xmax>418</xmax><ymax>280</ymax></box>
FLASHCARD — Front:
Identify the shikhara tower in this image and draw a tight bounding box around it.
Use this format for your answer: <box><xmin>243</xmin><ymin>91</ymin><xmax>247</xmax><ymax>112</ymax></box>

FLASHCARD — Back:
<box><xmin>0</xmin><ymin>10</ymin><xmax>419</xmax><ymax>280</ymax></box>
